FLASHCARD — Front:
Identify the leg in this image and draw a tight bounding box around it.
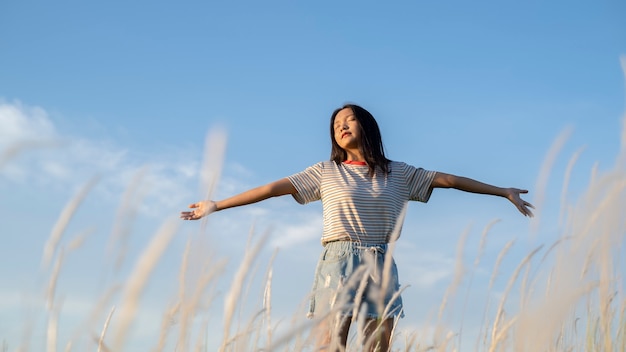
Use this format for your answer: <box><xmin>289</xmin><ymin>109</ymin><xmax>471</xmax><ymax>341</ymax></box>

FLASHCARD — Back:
<box><xmin>363</xmin><ymin>317</ymin><xmax>394</xmax><ymax>352</ymax></box>
<box><xmin>314</xmin><ymin>315</ymin><xmax>352</xmax><ymax>352</ymax></box>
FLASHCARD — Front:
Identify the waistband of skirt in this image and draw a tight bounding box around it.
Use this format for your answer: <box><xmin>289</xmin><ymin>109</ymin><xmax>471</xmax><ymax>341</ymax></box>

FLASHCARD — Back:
<box><xmin>323</xmin><ymin>240</ymin><xmax>388</xmax><ymax>251</ymax></box>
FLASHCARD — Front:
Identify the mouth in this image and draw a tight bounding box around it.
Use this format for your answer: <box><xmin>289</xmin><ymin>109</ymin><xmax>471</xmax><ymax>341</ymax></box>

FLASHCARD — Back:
<box><xmin>341</xmin><ymin>132</ymin><xmax>351</xmax><ymax>138</ymax></box>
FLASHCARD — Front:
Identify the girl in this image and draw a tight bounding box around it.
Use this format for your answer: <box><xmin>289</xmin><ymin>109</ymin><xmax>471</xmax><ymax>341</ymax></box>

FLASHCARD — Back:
<box><xmin>181</xmin><ymin>104</ymin><xmax>534</xmax><ymax>351</ymax></box>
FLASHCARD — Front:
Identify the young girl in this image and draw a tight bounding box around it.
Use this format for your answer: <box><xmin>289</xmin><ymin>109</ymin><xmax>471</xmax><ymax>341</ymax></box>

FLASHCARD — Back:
<box><xmin>181</xmin><ymin>104</ymin><xmax>534</xmax><ymax>351</ymax></box>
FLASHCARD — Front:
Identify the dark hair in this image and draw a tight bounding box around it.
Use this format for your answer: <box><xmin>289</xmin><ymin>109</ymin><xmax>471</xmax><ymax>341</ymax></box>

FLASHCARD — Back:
<box><xmin>330</xmin><ymin>104</ymin><xmax>390</xmax><ymax>176</ymax></box>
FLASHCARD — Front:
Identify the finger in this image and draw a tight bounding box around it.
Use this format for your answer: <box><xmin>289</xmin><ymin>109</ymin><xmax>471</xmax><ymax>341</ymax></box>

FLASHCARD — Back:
<box><xmin>189</xmin><ymin>203</ymin><xmax>199</xmax><ymax>208</ymax></box>
<box><xmin>181</xmin><ymin>211</ymin><xmax>198</xmax><ymax>219</ymax></box>
<box><xmin>523</xmin><ymin>205</ymin><xmax>534</xmax><ymax>217</ymax></box>
<box><xmin>525</xmin><ymin>202</ymin><xmax>535</xmax><ymax>209</ymax></box>
<box><xmin>519</xmin><ymin>189</ymin><xmax>528</xmax><ymax>194</ymax></box>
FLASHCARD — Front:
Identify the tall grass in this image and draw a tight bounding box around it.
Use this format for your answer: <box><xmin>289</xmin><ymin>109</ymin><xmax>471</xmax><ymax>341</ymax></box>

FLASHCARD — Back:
<box><xmin>2</xmin><ymin>71</ymin><xmax>625</xmax><ymax>350</ymax></box>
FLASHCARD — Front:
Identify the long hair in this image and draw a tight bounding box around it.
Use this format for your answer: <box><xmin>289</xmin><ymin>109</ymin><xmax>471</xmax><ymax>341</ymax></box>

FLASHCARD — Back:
<box><xmin>330</xmin><ymin>104</ymin><xmax>390</xmax><ymax>176</ymax></box>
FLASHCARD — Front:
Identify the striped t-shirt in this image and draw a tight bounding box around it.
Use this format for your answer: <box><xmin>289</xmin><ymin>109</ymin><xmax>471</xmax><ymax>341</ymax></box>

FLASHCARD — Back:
<box><xmin>287</xmin><ymin>160</ymin><xmax>436</xmax><ymax>245</ymax></box>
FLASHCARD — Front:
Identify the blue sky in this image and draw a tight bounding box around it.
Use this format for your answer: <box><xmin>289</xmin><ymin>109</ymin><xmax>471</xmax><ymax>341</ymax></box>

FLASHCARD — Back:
<box><xmin>1</xmin><ymin>0</ymin><xmax>625</xmax><ymax>350</ymax></box>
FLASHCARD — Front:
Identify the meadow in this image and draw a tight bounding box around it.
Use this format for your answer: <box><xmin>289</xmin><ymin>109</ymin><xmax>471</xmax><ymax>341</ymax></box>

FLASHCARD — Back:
<box><xmin>2</xmin><ymin>105</ymin><xmax>625</xmax><ymax>351</ymax></box>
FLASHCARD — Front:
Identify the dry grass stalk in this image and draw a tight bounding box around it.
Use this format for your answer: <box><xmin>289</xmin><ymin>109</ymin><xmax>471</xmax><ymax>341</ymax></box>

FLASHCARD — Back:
<box><xmin>531</xmin><ymin>126</ymin><xmax>573</xmax><ymax>236</ymax></box>
<box><xmin>515</xmin><ymin>283</ymin><xmax>598</xmax><ymax>352</ymax></box>
<box><xmin>42</xmin><ymin>225</ymin><xmax>95</xmax><ymax>350</ymax></box>
<box><xmin>621</xmin><ymin>55</ymin><xmax>626</xmax><ymax>159</ymax></box>
<box><xmin>66</xmin><ymin>228</ymin><xmax>94</xmax><ymax>252</ymax></box>
<box><xmin>267</xmin><ymin>314</ymin><xmax>320</xmax><ymax>351</ymax></box>
<box><xmin>97</xmin><ymin>306</ymin><xmax>115</xmax><ymax>352</ymax></box>
<box><xmin>401</xmin><ymin>330</ymin><xmax>420</xmax><ymax>351</ymax></box>
<box><xmin>438</xmin><ymin>226</ymin><xmax>470</xmax><ymax>321</ymax></box>
<box><xmin>108</xmin><ymin>166</ymin><xmax>149</xmax><ymax>272</ymax></box>
<box><xmin>200</xmin><ymin>127</ymin><xmax>227</xmax><ymax>200</ymax></box>
<box><xmin>0</xmin><ymin>139</ymin><xmax>62</xmax><ymax>169</ymax></box>
<box><xmin>46</xmin><ymin>247</ymin><xmax>64</xmax><ymax>311</ymax></box>
<box><xmin>173</xmin><ymin>240</ymin><xmax>192</xmax><ymax>348</ymax></box>
<box><xmin>192</xmin><ymin>315</ymin><xmax>211</xmax><ymax>352</ymax></box>
<box><xmin>488</xmin><ymin>240</ymin><xmax>516</xmax><ymax>292</ymax></box>
<box><xmin>175</xmin><ymin>256</ymin><xmax>228</xmax><ymax>351</ymax></box>
<box><xmin>477</xmin><ymin>238</ymin><xmax>515</xmax><ymax>349</ymax></box>
<box><xmin>381</xmin><ymin>287</ymin><xmax>408</xmax><ymax>324</ymax></box>
<box><xmin>490</xmin><ymin>316</ymin><xmax>517</xmax><ymax>351</ymax></box>
<box><xmin>69</xmin><ymin>284</ymin><xmax>121</xmax><ymax>349</ymax></box>
<box><xmin>508</xmin><ymin>96</ymin><xmax>626</xmax><ymax>351</ymax></box>
<box><xmin>199</xmin><ymin>127</ymin><xmax>227</xmax><ymax>234</ymax></box>
<box><xmin>352</xmin><ymin>267</ymin><xmax>371</xmax><ymax>321</ymax></box>
<box><xmin>42</xmin><ymin>176</ymin><xmax>99</xmax><ymax>269</ymax></box>
<box><xmin>380</xmin><ymin>205</ymin><xmax>407</xmax><ymax>316</ymax></box>
<box><xmin>110</xmin><ymin>218</ymin><xmax>179</xmax><ymax>350</ymax></box>
<box><xmin>618</xmin><ymin>298</ymin><xmax>626</xmax><ymax>352</ymax></box>
<box><xmin>261</xmin><ymin>249</ymin><xmax>278</xmax><ymax>349</ymax></box>
<box><xmin>220</xmin><ymin>229</ymin><xmax>269</xmax><ymax>351</ymax></box>
<box><xmin>459</xmin><ymin>220</ymin><xmax>499</xmax><ymax>350</ymax></box>
<box><xmin>155</xmin><ymin>301</ymin><xmax>180</xmax><ymax>351</ymax></box>
<box><xmin>489</xmin><ymin>245</ymin><xmax>543</xmax><ymax>352</ymax></box>
<box><xmin>559</xmin><ymin>146</ymin><xmax>585</xmax><ymax>228</ymax></box>
<box><xmin>46</xmin><ymin>302</ymin><xmax>60</xmax><ymax>352</ymax></box>
<box><xmin>239</xmin><ymin>231</ymin><xmax>270</xmax><ymax>336</ymax></box>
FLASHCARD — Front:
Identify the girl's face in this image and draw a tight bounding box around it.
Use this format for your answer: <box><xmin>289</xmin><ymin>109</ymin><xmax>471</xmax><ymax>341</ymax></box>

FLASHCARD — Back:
<box><xmin>333</xmin><ymin>108</ymin><xmax>361</xmax><ymax>151</ymax></box>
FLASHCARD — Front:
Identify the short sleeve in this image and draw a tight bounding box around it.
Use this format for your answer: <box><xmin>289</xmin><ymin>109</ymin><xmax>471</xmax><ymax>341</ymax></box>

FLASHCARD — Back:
<box><xmin>405</xmin><ymin>164</ymin><xmax>436</xmax><ymax>202</ymax></box>
<box><xmin>287</xmin><ymin>162</ymin><xmax>323</xmax><ymax>204</ymax></box>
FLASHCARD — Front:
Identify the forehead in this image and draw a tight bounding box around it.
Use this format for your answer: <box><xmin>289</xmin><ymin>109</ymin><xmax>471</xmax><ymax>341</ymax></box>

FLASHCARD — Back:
<box><xmin>334</xmin><ymin>108</ymin><xmax>355</xmax><ymax>122</ymax></box>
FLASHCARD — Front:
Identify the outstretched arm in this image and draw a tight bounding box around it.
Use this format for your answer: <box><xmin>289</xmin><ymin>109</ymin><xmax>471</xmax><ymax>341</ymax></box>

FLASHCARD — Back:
<box><xmin>180</xmin><ymin>178</ymin><xmax>297</xmax><ymax>220</ymax></box>
<box><xmin>432</xmin><ymin>172</ymin><xmax>534</xmax><ymax>217</ymax></box>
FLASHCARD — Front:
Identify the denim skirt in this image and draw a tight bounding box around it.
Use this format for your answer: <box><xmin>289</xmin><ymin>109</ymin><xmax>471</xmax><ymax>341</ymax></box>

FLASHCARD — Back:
<box><xmin>307</xmin><ymin>240</ymin><xmax>404</xmax><ymax>320</ymax></box>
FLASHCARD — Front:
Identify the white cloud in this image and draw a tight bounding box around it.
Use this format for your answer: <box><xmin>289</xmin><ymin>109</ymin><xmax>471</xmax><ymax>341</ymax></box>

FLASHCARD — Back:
<box><xmin>395</xmin><ymin>243</ymin><xmax>456</xmax><ymax>289</ymax></box>
<box><xmin>0</xmin><ymin>100</ymin><xmax>204</xmax><ymax>219</ymax></box>
<box><xmin>0</xmin><ymin>100</ymin><xmax>125</xmax><ymax>186</ymax></box>
<box><xmin>0</xmin><ymin>100</ymin><xmax>56</xmax><ymax>144</ymax></box>
<box><xmin>0</xmin><ymin>100</ymin><xmax>63</xmax><ymax>172</ymax></box>
<box><xmin>268</xmin><ymin>211</ymin><xmax>323</xmax><ymax>249</ymax></box>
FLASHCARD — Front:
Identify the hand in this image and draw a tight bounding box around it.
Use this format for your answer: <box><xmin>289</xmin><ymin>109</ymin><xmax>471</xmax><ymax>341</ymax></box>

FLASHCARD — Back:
<box><xmin>505</xmin><ymin>188</ymin><xmax>535</xmax><ymax>217</ymax></box>
<box><xmin>180</xmin><ymin>200</ymin><xmax>217</xmax><ymax>220</ymax></box>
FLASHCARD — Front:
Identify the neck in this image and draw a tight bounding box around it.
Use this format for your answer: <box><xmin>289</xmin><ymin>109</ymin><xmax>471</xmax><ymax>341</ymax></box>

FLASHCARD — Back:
<box><xmin>345</xmin><ymin>149</ymin><xmax>364</xmax><ymax>162</ymax></box>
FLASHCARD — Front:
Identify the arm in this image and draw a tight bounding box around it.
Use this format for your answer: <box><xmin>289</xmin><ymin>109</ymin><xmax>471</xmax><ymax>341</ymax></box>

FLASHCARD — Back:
<box><xmin>432</xmin><ymin>172</ymin><xmax>534</xmax><ymax>217</ymax></box>
<box><xmin>180</xmin><ymin>178</ymin><xmax>297</xmax><ymax>220</ymax></box>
